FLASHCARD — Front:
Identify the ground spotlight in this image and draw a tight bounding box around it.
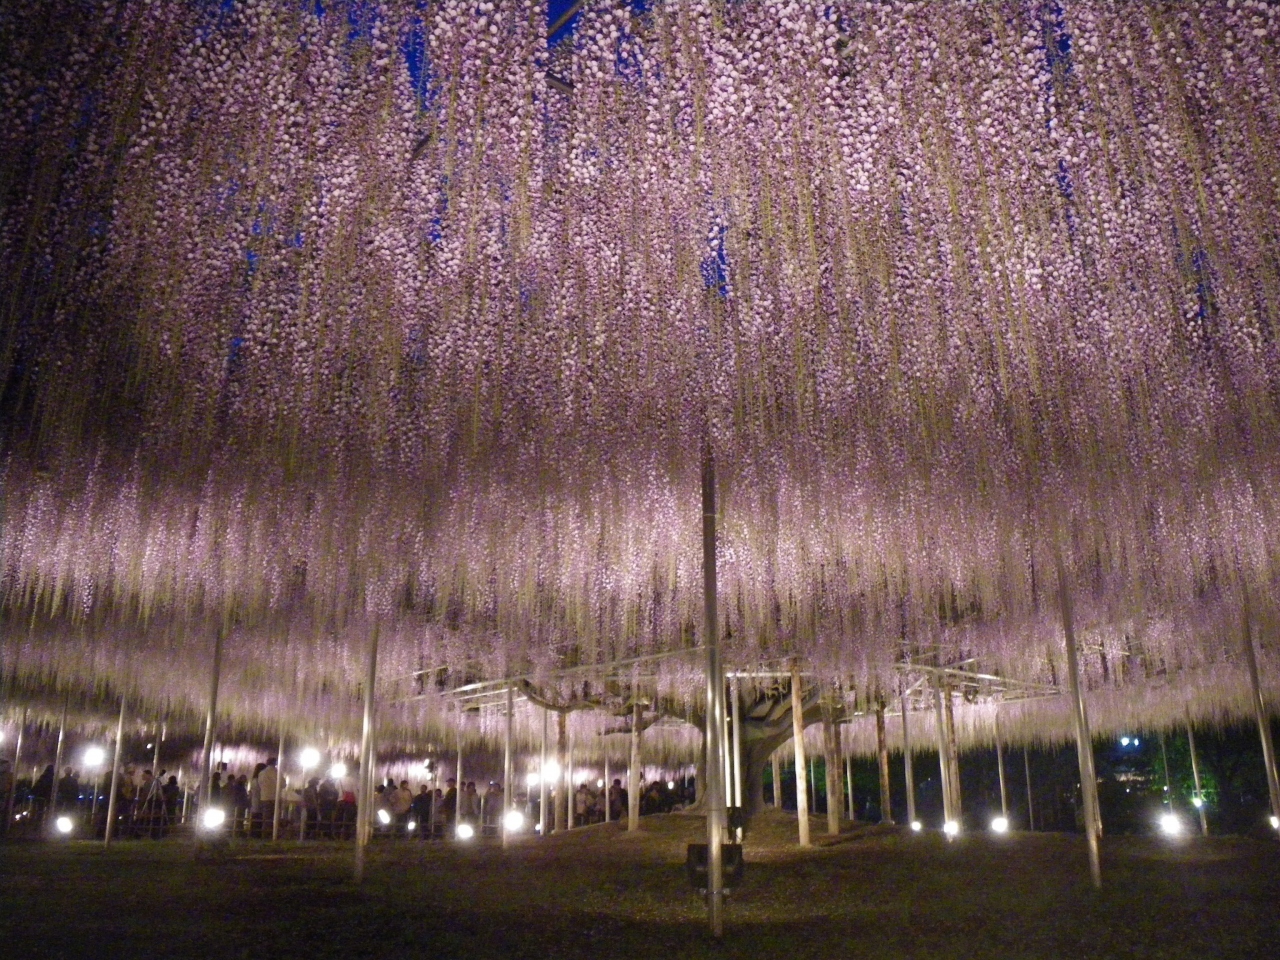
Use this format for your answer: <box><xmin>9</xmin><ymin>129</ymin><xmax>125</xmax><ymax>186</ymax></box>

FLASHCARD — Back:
<box><xmin>55</xmin><ymin>815</ymin><xmax>74</xmax><ymax>835</ymax></box>
<box><xmin>526</xmin><ymin>772</ymin><xmax>540</xmax><ymax>787</ymax></box>
<box><xmin>943</xmin><ymin>820</ymin><xmax>960</xmax><ymax>837</ymax></box>
<box><xmin>1191</xmin><ymin>796</ymin><xmax>1203</xmax><ymax>809</ymax></box>
<box><xmin>503</xmin><ymin>809</ymin><xmax>525</xmax><ymax>832</ymax></box>
<box><xmin>328</xmin><ymin>762</ymin><xmax>347</xmax><ymax>779</ymax></box>
<box><xmin>542</xmin><ymin>761</ymin><xmax>561</xmax><ymax>782</ymax></box>
<box><xmin>299</xmin><ymin>747</ymin><xmax>320</xmax><ymax>770</ymax></box>
<box><xmin>1159</xmin><ymin>813</ymin><xmax>1182</xmax><ymax>836</ymax></box>
<box><xmin>596</xmin><ymin>779</ymin><xmax>604</xmax><ymax>789</ymax></box>
<box><xmin>910</xmin><ymin>820</ymin><xmax>922</xmax><ymax>832</ymax></box>
<box><xmin>1270</xmin><ymin>815</ymin><xmax>1279</xmax><ymax>830</ymax></box>
<box><xmin>202</xmin><ymin>808</ymin><xmax>226</xmax><ymax>830</ymax></box>
<box><xmin>456</xmin><ymin>822</ymin><xmax>475</xmax><ymax>840</ymax></box>
<box><xmin>990</xmin><ymin>816</ymin><xmax>1009</xmax><ymax>834</ymax></box>
<box><xmin>407</xmin><ymin>820</ymin><xmax>417</xmax><ymax>832</ymax></box>
<box><xmin>83</xmin><ymin>746</ymin><xmax>105</xmax><ymax>768</ymax></box>
<box><xmin>377</xmin><ymin>809</ymin><xmax>392</xmax><ymax>826</ymax></box>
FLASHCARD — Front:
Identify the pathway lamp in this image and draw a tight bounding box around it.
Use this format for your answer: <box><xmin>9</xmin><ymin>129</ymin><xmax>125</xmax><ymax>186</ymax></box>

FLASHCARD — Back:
<box><xmin>1159</xmin><ymin>813</ymin><xmax>1183</xmax><ymax>837</ymax></box>
<box><xmin>455</xmin><ymin>822</ymin><xmax>475</xmax><ymax>840</ymax></box>
<box><xmin>54</xmin><ymin>815</ymin><xmax>74</xmax><ymax>837</ymax></box>
<box><xmin>299</xmin><ymin>747</ymin><xmax>320</xmax><ymax>771</ymax></box>
<box><xmin>910</xmin><ymin>820</ymin><xmax>923</xmax><ymax>832</ymax></box>
<box><xmin>943</xmin><ymin>820</ymin><xmax>960</xmax><ymax>838</ymax></box>
<box><xmin>990</xmin><ymin>816</ymin><xmax>1009</xmax><ymax>834</ymax></box>
<box><xmin>503</xmin><ymin>809</ymin><xmax>525</xmax><ymax>833</ymax></box>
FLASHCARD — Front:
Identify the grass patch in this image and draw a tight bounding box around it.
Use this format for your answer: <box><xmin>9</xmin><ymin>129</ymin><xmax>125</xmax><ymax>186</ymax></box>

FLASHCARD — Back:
<box><xmin>3</xmin><ymin>810</ymin><xmax>1278</xmax><ymax>959</ymax></box>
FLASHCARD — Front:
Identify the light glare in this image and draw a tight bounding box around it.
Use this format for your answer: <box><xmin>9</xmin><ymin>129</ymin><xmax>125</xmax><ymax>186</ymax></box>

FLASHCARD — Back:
<box><xmin>377</xmin><ymin>809</ymin><xmax>391</xmax><ymax>825</ymax></box>
<box><xmin>328</xmin><ymin>762</ymin><xmax>347</xmax><ymax>779</ymax></box>
<box><xmin>455</xmin><ymin>822</ymin><xmax>475</xmax><ymax>840</ymax></box>
<box><xmin>299</xmin><ymin>747</ymin><xmax>320</xmax><ymax>769</ymax></box>
<box><xmin>83</xmin><ymin>746</ymin><xmax>105</xmax><ymax>768</ymax></box>
<box><xmin>503</xmin><ymin>809</ymin><xmax>525</xmax><ymax>832</ymax></box>
<box><xmin>526</xmin><ymin>772</ymin><xmax>540</xmax><ymax>787</ymax></box>
<box><xmin>55</xmin><ymin>815</ymin><xmax>74</xmax><ymax>835</ymax></box>
<box><xmin>1159</xmin><ymin>813</ymin><xmax>1182</xmax><ymax>836</ymax></box>
<box><xmin>943</xmin><ymin>820</ymin><xmax>960</xmax><ymax>837</ymax></box>
<box><xmin>991</xmin><ymin>816</ymin><xmax>1009</xmax><ymax>834</ymax></box>
<box><xmin>910</xmin><ymin>820</ymin><xmax>922</xmax><ymax>832</ymax></box>
<box><xmin>202</xmin><ymin>808</ymin><xmax>226</xmax><ymax>830</ymax></box>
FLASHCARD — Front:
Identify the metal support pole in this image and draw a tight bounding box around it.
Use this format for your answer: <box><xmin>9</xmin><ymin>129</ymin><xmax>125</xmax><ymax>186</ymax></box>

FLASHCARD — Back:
<box><xmin>200</xmin><ymin>629</ymin><xmax>224</xmax><ymax>814</ymax></box>
<box><xmin>902</xmin><ymin>693</ymin><xmax>916</xmax><ymax>825</ymax></box>
<box><xmin>628</xmin><ymin>694</ymin><xmax>641</xmax><ymax>832</ymax></box>
<box><xmin>771</xmin><ymin>752</ymin><xmax>782</xmax><ymax>809</ymax></box>
<box><xmin>702</xmin><ymin>443</ymin><xmax>727</xmax><ymax>937</ymax></box>
<box><xmin>52</xmin><ymin>693</ymin><xmax>69</xmax><ymax>817</ymax></box>
<box><xmin>604</xmin><ymin>753</ymin><xmax>611</xmax><ymax>823</ymax></box>
<box><xmin>1024</xmin><ymin>748</ymin><xmax>1035</xmax><ymax>831</ymax></box>
<box><xmin>456</xmin><ymin>720</ymin><xmax>464</xmax><ymax>791</ymax></box>
<box><xmin>845</xmin><ymin>756</ymin><xmax>854</xmax><ymax>820</ymax></box>
<box><xmin>555</xmin><ymin>711</ymin><xmax>566</xmax><ymax>832</ymax></box>
<box><xmin>1057</xmin><ymin>554</ymin><xmax>1102</xmax><ymax>887</ymax></box>
<box><xmin>934</xmin><ymin>685</ymin><xmax>953</xmax><ymax>824</ymax></box>
<box><xmin>995</xmin><ymin>711</ymin><xmax>1008</xmax><ymax>821</ymax></box>
<box><xmin>943</xmin><ymin>687</ymin><xmax>962</xmax><ymax>816</ymax></box>
<box><xmin>5</xmin><ymin>706</ymin><xmax>26</xmax><ymax>832</ymax></box>
<box><xmin>1159</xmin><ymin>730</ymin><xmax>1173</xmax><ymax>813</ymax></box>
<box><xmin>790</xmin><ymin>662</ymin><xmax>810</xmax><ymax>846</ymax></box>
<box><xmin>876</xmin><ymin>702</ymin><xmax>893</xmax><ymax>824</ymax></box>
<box><xmin>1186</xmin><ymin>709</ymin><xmax>1208</xmax><ymax>836</ymax></box>
<box><xmin>272</xmin><ymin>724</ymin><xmax>285</xmax><ymax>841</ymax></box>
<box><xmin>567</xmin><ymin>731</ymin><xmax>575</xmax><ymax>829</ymax></box>
<box><xmin>1241</xmin><ymin>592</ymin><xmax>1280</xmax><ymax>827</ymax></box>
<box><xmin>539</xmin><ymin>707</ymin><xmax>549</xmax><ymax>836</ymax></box>
<box><xmin>730</xmin><ymin>676</ymin><xmax>743</xmax><ymax>812</ymax></box>
<box><xmin>823</xmin><ymin>710</ymin><xmax>842</xmax><ymax>835</ymax></box>
<box><xmin>104</xmin><ymin>694</ymin><xmax>127</xmax><ymax>847</ymax></box>
<box><xmin>152</xmin><ymin>725</ymin><xmax>162</xmax><ymax>776</ymax></box>
<box><xmin>354</xmin><ymin>623</ymin><xmax>379</xmax><ymax>883</ymax></box>
<box><xmin>503</xmin><ymin>685</ymin><xmax>514</xmax><ymax>848</ymax></box>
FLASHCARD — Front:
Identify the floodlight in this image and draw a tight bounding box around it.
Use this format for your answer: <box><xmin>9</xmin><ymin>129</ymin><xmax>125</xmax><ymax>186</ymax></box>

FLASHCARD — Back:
<box><xmin>377</xmin><ymin>809</ymin><xmax>391</xmax><ymax>825</ymax></box>
<box><xmin>1270</xmin><ymin>815</ymin><xmax>1279</xmax><ymax>830</ymax></box>
<box><xmin>1120</xmin><ymin>737</ymin><xmax>1130</xmax><ymax>746</ymax></box>
<box><xmin>455</xmin><ymin>822</ymin><xmax>475</xmax><ymax>840</ymax></box>
<box><xmin>84</xmin><ymin>746</ymin><xmax>106</xmax><ymax>768</ymax></box>
<box><xmin>596</xmin><ymin>779</ymin><xmax>604</xmax><ymax>789</ymax></box>
<box><xmin>526</xmin><ymin>772</ymin><xmax>540</xmax><ymax>787</ymax></box>
<box><xmin>329</xmin><ymin>762</ymin><xmax>347</xmax><ymax>779</ymax></box>
<box><xmin>990</xmin><ymin>816</ymin><xmax>1009</xmax><ymax>834</ymax></box>
<box><xmin>943</xmin><ymin>820</ymin><xmax>960</xmax><ymax>837</ymax></box>
<box><xmin>1159</xmin><ymin>813</ymin><xmax>1182</xmax><ymax>836</ymax></box>
<box><xmin>407</xmin><ymin>820</ymin><xmax>417</xmax><ymax>832</ymax></box>
<box><xmin>1191</xmin><ymin>796</ymin><xmax>1203</xmax><ymax>809</ymax></box>
<box><xmin>202</xmin><ymin>808</ymin><xmax>226</xmax><ymax>830</ymax></box>
<box><xmin>299</xmin><ymin>747</ymin><xmax>320</xmax><ymax>770</ymax></box>
<box><xmin>55</xmin><ymin>815</ymin><xmax>74</xmax><ymax>835</ymax></box>
<box><xmin>542</xmin><ymin>761</ymin><xmax>560</xmax><ymax>781</ymax></box>
<box><xmin>910</xmin><ymin>820</ymin><xmax>922</xmax><ymax>832</ymax></box>
<box><xmin>503</xmin><ymin>809</ymin><xmax>525</xmax><ymax>832</ymax></box>
<box><xmin>667</xmin><ymin>781</ymin><xmax>675</xmax><ymax>790</ymax></box>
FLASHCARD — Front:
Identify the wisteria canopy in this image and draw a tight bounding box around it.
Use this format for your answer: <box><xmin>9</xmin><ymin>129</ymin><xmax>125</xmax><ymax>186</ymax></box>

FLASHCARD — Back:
<box><xmin>1</xmin><ymin>0</ymin><xmax>1278</xmax><ymax>758</ymax></box>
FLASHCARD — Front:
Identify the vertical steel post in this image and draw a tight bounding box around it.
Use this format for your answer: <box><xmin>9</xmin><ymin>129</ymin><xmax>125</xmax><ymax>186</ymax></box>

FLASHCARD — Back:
<box><xmin>934</xmin><ymin>685</ymin><xmax>953</xmax><ymax>824</ymax></box>
<box><xmin>876</xmin><ymin>702</ymin><xmax>893</xmax><ymax>824</ymax></box>
<box><xmin>456</xmin><ymin>719</ymin><xmax>464</xmax><ymax>790</ymax></box>
<box><xmin>995</xmin><ymin>710</ymin><xmax>1009</xmax><ymax>821</ymax></box>
<box><xmin>1024</xmin><ymin>748</ymin><xmax>1035</xmax><ymax>831</ymax></box>
<box><xmin>539</xmin><ymin>707</ymin><xmax>549</xmax><ymax>836</ymax></box>
<box><xmin>567</xmin><ymin>731</ymin><xmax>575</xmax><ymax>829</ymax></box>
<box><xmin>823</xmin><ymin>710</ymin><xmax>842</xmax><ymax>835</ymax></box>
<box><xmin>1159</xmin><ymin>730</ymin><xmax>1173</xmax><ymax>813</ymax></box>
<box><xmin>103</xmin><ymin>694</ymin><xmax>127</xmax><ymax>847</ymax></box>
<box><xmin>272</xmin><ymin>725</ymin><xmax>285</xmax><ymax>841</ymax></box>
<box><xmin>628</xmin><ymin>694</ymin><xmax>641</xmax><ymax>832</ymax></box>
<box><xmin>790</xmin><ymin>662</ymin><xmax>810</xmax><ymax>846</ymax></box>
<box><xmin>503</xmin><ymin>685</ymin><xmax>513</xmax><ymax>848</ymax></box>
<box><xmin>1186</xmin><ymin>710</ymin><xmax>1208</xmax><ymax>836</ymax></box>
<box><xmin>555</xmin><ymin>710</ymin><xmax>566</xmax><ymax>832</ymax></box>
<box><xmin>702</xmin><ymin>444</ymin><xmax>727</xmax><ymax>937</ymax></box>
<box><xmin>730</xmin><ymin>675</ymin><xmax>743</xmax><ymax>812</ymax></box>
<box><xmin>1057</xmin><ymin>554</ymin><xmax>1102</xmax><ymax>887</ymax></box>
<box><xmin>845</xmin><ymin>756</ymin><xmax>854</xmax><ymax>820</ymax></box>
<box><xmin>200</xmin><ymin>629</ymin><xmax>224</xmax><ymax>813</ymax></box>
<box><xmin>6</xmin><ymin>706</ymin><xmax>27</xmax><ymax>831</ymax></box>
<box><xmin>52</xmin><ymin>693</ymin><xmax>69</xmax><ymax>817</ymax></box>
<box><xmin>354</xmin><ymin>623</ymin><xmax>379</xmax><ymax>883</ymax></box>
<box><xmin>943</xmin><ymin>687</ymin><xmax>962</xmax><ymax>815</ymax></box>
<box><xmin>604</xmin><ymin>753</ymin><xmax>611</xmax><ymax>823</ymax></box>
<box><xmin>902</xmin><ymin>692</ymin><xmax>916</xmax><ymax>826</ymax></box>
<box><xmin>1241</xmin><ymin>592</ymin><xmax>1280</xmax><ymax>827</ymax></box>
<box><xmin>771</xmin><ymin>752</ymin><xmax>782</xmax><ymax>809</ymax></box>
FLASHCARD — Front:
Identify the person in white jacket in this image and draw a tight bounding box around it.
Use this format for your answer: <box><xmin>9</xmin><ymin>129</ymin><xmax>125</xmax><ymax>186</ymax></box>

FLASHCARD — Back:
<box><xmin>256</xmin><ymin>757</ymin><xmax>280</xmax><ymax>836</ymax></box>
